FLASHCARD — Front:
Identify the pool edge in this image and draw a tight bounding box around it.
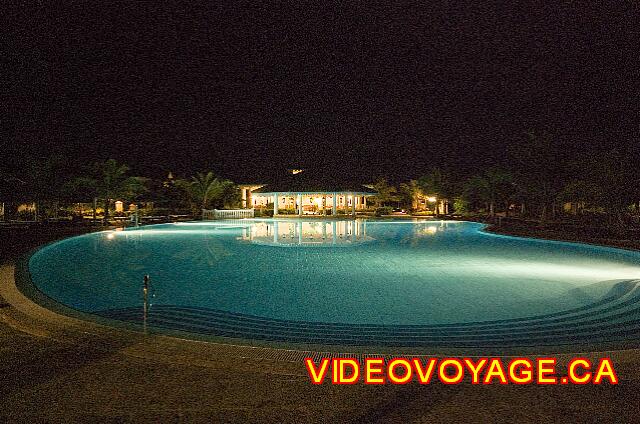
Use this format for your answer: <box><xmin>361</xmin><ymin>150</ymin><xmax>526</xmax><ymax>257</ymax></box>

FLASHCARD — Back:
<box><xmin>8</xmin><ymin>226</ymin><xmax>640</xmax><ymax>357</ymax></box>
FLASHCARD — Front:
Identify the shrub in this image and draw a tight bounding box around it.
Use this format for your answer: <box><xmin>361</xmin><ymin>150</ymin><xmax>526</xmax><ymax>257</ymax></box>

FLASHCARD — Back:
<box><xmin>453</xmin><ymin>197</ymin><xmax>469</xmax><ymax>215</ymax></box>
<box><xmin>254</xmin><ymin>208</ymin><xmax>274</xmax><ymax>217</ymax></box>
<box><xmin>375</xmin><ymin>206</ymin><xmax>393</xmax><ymax>216</ymax></box>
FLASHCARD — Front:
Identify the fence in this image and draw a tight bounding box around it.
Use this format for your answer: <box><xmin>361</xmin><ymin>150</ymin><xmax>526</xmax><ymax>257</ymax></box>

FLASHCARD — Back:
<box><xmin>202</xmin><ymin>209</ymin><xmax>255</xmax><ymax>220</ymax></box>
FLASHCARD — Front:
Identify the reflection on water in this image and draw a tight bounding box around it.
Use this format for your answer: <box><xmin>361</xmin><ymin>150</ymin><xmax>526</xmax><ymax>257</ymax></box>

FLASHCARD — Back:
<box><xmin>236</xmin><ymin>219</ymin><xmax>459</xmax><ymax>246</ymax></box>
<box><xmin>239</xmin><ymin>220</ymin><xmax>374</xmax><ymax>246</ymax></box>
<box><xmin>30</xmin><ymin>219</ymin><xmax>640</xmax><ymax>325</ymax></box>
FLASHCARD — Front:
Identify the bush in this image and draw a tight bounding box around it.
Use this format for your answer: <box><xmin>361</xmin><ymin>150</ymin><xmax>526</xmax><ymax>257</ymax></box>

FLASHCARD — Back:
<box><xmin>255</xmin><ymin>207</ymin><xmax>274</xmax><ymax>217</ymax></box>
<box><xmin>16</xmin><ymin>210</ymin><xmax>35</xmax><ymax>221</ymax></box>
<box><xmin>453</xmin><ymin>197</ymin><xmax>469</xmax><ymax>215</ymax></box>
<box><xmin>375</xmin><ymin>206</ymin><xmax>393</xmax><ymax>216</ymax></box>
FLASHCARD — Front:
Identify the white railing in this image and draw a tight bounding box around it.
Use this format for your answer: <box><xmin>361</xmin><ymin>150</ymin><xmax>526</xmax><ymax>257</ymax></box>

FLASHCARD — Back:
<box><xmin>202</xmin><ymin>208</ymin><xmax>254</xmax><ymax>220</ymax></box>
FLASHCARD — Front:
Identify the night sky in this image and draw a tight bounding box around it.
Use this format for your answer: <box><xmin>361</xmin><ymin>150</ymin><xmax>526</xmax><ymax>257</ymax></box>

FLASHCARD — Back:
<box><xmin>3</xmin><ymin>2</ymin><xmax>637</xmax><ymax>183</ymax></box>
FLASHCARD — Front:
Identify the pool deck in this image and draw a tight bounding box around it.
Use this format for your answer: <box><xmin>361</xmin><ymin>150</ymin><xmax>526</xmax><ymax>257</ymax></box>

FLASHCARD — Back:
<box><xmin>2</xmin><ymin>263</ymin><xmax>640</xmax><ymax>422</ymax></box>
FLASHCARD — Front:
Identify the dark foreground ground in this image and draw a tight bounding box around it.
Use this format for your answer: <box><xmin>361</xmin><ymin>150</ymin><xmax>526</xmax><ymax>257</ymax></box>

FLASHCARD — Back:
<box><xmin>1</xmin><ymin>222</ymin><xmax>639</xmax><ymax>422</ymax></box>
<box><xmin>0</xmin><ymin>322</ymin><xmax>637</xmax><ymax>423</ymax></box>
<box><xmin>0</xmin><ymin>223</ymin><xmax>98</xmax><ymax>265</ymax></box>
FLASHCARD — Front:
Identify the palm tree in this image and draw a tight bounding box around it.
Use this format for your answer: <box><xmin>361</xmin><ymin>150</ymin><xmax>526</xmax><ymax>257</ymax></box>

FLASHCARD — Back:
<box><xmin>69</xmin><ymin>159</ymin><xmax>147</xmax><ymax>224</ymax></box>
<box><xmin>176</xmin><ymin>172</ymin><xmax>238</xmax><ymax>216</ymax></box>
<box><xmin>101</xmin><ymin>160</ymin><xmax>147</xmax><ymax>223</ymax></box>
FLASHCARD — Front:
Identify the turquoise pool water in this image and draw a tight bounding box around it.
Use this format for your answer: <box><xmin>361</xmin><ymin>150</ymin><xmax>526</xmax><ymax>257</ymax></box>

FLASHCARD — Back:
<box><xmin>27</xmin><ymin>220</ymin><xmax>640</xmax><ymax>348</ymax></box>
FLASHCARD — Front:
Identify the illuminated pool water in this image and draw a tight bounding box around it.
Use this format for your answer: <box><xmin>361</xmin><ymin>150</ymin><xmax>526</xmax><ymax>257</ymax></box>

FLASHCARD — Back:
<box><xmin>27</xmin><ymin>220</ymin><xmax>640</xmax><ymax>348</ymax></box>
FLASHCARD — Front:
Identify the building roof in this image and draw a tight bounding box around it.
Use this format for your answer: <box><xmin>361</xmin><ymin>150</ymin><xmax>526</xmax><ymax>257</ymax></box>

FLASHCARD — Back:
<box><xmin>250</xmin><ymin>170</ymin><xmax>377</xmax><ymax>195</ymax></box>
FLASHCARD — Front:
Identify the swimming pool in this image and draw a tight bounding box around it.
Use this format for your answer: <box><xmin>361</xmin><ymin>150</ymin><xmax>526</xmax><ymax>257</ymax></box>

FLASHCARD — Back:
<box><xmin>26</xmin><ymin>219</ymin><xmax>640</xmax><ymax>349</ymax></box>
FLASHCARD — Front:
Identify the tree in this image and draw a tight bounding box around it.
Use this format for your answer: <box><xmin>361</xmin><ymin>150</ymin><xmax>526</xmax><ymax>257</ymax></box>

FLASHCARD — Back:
<box><xmin>452</xmin><ymin>196</ymin><xmax>469</xmax><ymax>215</ymax></box>
<box><xmin>69</xmin><ymin>159</ymin><xmax>147</xmax><ymax>224</ymax></box>
<box><xmin>218</xmin><ymin>180</ymin><xmax>241</xmax><ymax>209</ymax></box>
<box><xmin>557</xmin><ymin>180</ymin><xmax>603</xmax><ymax>215</ymax></box>
<box><xmin>507</xmin><ymin>130</ymin><xmax>567</xmax><ymax>222</ymax></box>
<box><xmin>19</xmin><ymin>155</ymin><xmax>72</xmax><ymax>221</ymax></box>
<box><xmin>398</xmin><ymin>180</ymin><xmax>422</xmax><ymax>210</ymax></box>
<box><xmin>462</xmin><ymin>175</ymin><xmax>490</xmax><ymax>213</ymax></box>
<box><xmin>483</xmin><ymin>168</ymin><xmax>514</xmax><ymax>216</ymax></box>
<box><xmin>417</xmin><ymin>168</ymin><xmax>452</xmax><ymax>216</ymax></box>
<box><xmin>461</xmin><ymin>168</ymin><xmax>514</xmax><ymax>217</ymax></box>
<box><xmin>371</xmin><ymin>178</ymin><xmax>399</xmax><ymax>207</ymax></box>
<box><xmin>176</xmin><ymin>172</ymin><xmax>238</xmax><ymax>215</ymax></box>
<box><xmin>143</xmin><ymin>173</ymin><xmax>187</xmax><ymax>213</ymax></box>
<box><xmin>578</xmin><ymin>148</ymin><xmax>639</xmax><ymax>229</ymax></box>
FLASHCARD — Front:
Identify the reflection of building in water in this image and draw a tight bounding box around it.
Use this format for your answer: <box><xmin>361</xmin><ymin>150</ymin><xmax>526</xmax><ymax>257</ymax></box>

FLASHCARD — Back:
<box><xmin>414</xmin><ymin>220</ymin><xmax>451</xmax><ymax>236</ymax></box>
<box><xmin>410</xmin><ymin>220</ymin><xmax>460</xmax><ymax>236</ymax></box>
<box><xmin>419</xmin><ymin>225</ymin><xmax>438</xmax><ymax>235</ymax></box>
<box><xmin>240</xmin><ymin>220</ymin><xmax>373</xmax><ymax>246</ymax></box>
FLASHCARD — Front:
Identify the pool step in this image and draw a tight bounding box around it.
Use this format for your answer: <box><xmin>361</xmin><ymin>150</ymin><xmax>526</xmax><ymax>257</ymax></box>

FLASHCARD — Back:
<box><xmin>94</xmin><ymin>280</ymin><xmax>640</xmax><ymax>348</ymax></box>
<box><xmin>96</xmin><ymin>309</ymin><xmax>640</xmax><ymax>348</ymax></box>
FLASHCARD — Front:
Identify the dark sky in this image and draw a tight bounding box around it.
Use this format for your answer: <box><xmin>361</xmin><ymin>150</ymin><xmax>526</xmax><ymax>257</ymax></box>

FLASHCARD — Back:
<box><xmin>3</xmin><ymin>2</ymin><xmax>637</xmax><ymax>183</ymax></box>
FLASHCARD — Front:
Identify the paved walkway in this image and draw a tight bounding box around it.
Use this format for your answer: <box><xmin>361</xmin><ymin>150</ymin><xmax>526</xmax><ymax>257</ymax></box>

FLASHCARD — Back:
<box><xmin>2</xmin><ymin>265</ymin><xmax>640</xmax><ymax>422</ymax></box>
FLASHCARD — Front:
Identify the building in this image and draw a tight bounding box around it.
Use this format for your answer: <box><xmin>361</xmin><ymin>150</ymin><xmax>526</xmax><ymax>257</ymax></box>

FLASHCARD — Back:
<box><xmin>238</xmin><ymin>170</ymin><xmax>377</xmax><ymax>216</ymax></box>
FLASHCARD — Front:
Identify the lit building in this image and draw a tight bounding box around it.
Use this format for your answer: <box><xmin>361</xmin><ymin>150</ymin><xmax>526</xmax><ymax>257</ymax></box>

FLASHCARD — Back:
<box><xmin>238</xmin><ymin>170</ymin><xmax>377</xmax><ymax>216</ymax></box>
